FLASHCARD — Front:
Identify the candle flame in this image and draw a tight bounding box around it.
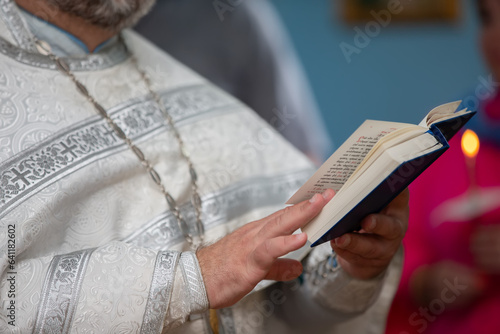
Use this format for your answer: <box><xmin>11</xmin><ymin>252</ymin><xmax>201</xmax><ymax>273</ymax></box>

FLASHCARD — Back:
<box><xmin>461</xmin><ymin>129</ymin><xmax>480</xmax><ymax>159</ymax></box>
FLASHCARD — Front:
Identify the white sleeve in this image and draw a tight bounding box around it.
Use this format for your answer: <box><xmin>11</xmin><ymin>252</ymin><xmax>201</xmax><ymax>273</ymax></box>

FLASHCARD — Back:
<box><xmin>0</xmin><ymin>240</ymin><xmax>209</xmax><ymax>333</ymax></box>
<box><xmin>304</xmin><ymin>243</ymin><xmax>386</xmax><ymax>314</ymax></box>
<box><xmin>268</xmin><ymin>243</ymin><xmax>402</xmax><ymax>333</ymax></box>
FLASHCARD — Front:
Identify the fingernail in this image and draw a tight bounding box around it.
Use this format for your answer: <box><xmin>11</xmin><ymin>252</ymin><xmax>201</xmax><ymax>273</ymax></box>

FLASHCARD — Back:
<box><xmin>335</xmin><ymin>235</ymin><xmax>350</xmax><ymax>247</ymax></box>
<box><xmin>367</xmin><ymin>217</ymin><xmax>376</xmax><ymax>231</ymax></box>
<box><xmin>294</xmin><ymin>232</ymin><xmax>306</xmax><ymax>240</ymax></box>
<box><xmin>322</xmin><ymin>189</ymin><xmax>332</xmax><ymax>200</ymax></box>
<box><xmin>309</xmin><ymin>194</ymin><xmax>320</xmax><ymax>203</ymax></box>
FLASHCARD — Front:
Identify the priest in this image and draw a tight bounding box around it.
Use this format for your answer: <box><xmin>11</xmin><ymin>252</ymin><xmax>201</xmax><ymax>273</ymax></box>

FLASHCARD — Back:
<box><xmin>0</xmin><ymin>0</ymin><xmax>407</xmax><ymax>333</ymax></box>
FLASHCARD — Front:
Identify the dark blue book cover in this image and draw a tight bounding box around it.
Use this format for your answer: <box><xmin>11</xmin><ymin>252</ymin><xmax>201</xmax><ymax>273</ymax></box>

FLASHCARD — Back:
<box><xmin>310</xmin><ymin>111</ymin><xmax>476</xmax><ymax>247</ymax></box>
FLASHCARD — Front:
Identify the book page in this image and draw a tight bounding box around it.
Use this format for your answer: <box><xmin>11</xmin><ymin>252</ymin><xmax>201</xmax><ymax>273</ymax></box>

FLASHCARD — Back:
<box><xmin>418</xmin><ymin>101</ymin><xmax>463</xmax><ymax>127</ymax></box>
<box><xmin>287</xmin><ymin>120</ymin><xmax>410</xmax><ymax>204</ymax></box>
<box><xmin>341</xmin><ymin>126</ymin><xmax>425</xmax><ymax>191</ymax></box>
<box><xmin>427</xmin><ymin>108</ymin><xmax>469</xmax><ymax>125</ymax></box>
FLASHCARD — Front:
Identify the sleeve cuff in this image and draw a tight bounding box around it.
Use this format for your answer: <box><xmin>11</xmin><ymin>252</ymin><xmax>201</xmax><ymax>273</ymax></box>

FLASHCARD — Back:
<box><xmin>179</xmin><ymin>252</ymin><xmax>210</xmax><ymax>314</ymax></box>
<box><xmin>141</xmin><ymin>250</ymin><xmax>181</xmax><ymax>333</ymax></box>
<box><xmin>159</xmin><ymin>251</ymin><xmax>210</xmax><ymax>332</ymax></box>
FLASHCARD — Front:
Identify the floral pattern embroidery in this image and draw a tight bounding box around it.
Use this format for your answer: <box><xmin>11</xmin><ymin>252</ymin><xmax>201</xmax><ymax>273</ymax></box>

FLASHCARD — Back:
<box><xmin>0</xmin><ymin>85</ymin><xmax>234</xmax><ymax>215</ymax></box>
<box><xmin>33</xmin><ymin>249</ymin><xmax>94</xmax><ymax>334</ymax></box>
<box><xmin>60</xmin><ymin>257</ymin><xmax>79</xmax><ymax>272</ymax></box>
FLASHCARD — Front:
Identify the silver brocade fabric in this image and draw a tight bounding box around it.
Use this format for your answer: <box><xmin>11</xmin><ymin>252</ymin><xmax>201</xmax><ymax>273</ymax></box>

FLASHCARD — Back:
<box><xmin>0</xmin><ymin>1</ymin><xmax>401</xmax><ymax>333</ymax></box>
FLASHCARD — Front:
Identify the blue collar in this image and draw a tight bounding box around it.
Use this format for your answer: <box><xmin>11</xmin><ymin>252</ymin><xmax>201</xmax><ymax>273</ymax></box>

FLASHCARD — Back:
<box><xmin>19</xmin><ymin>7</ymin><xmax>116</xmax><ymax>57</ymax></box>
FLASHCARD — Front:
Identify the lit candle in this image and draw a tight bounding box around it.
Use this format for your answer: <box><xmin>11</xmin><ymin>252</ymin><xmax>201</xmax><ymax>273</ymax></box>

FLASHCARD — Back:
<box><xmin>461</xmin><ymin>130</ymin><xmax>480</xmax><ymax>209</ymax></box>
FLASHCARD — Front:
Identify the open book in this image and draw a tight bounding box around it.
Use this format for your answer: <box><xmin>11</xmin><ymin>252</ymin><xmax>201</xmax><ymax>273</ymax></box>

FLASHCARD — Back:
<box><xmin>287</xmin><ymin>101</ymin><xmax>476</xmax><ymax>247</ymax></box>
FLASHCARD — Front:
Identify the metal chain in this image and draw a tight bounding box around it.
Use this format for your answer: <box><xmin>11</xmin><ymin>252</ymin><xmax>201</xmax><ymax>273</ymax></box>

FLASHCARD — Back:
<box><xmin>34</xmin><ymin>38</ymin><xmax>205</xmax><ymax>248</ymax></box>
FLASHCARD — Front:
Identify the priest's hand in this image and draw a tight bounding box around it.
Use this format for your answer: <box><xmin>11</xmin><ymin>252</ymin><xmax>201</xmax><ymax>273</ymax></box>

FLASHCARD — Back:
<box><xmin>197</xmin><ymin>189</ymin><xmax>335</xmax><ymax>309</ymax></box>
<box><xmin>330</xmin><ymin>189</ymin><xmax>409</xmax><ymax>280</ymax></box>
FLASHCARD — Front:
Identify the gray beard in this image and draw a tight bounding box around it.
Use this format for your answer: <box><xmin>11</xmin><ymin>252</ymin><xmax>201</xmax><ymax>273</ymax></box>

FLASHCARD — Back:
<box><xmin>46</xmin><ymin>0</ymin><xmax>156</xmax><ymax>32</ymax></box>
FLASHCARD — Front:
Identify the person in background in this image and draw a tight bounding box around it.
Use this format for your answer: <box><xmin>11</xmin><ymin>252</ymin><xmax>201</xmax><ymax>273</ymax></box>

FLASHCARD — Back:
<box><xmin>385</xmin><ymin>0</ymin><xmax>500</xmax><ymax>333</ymax></box>
<box><xmin>134</xmin><ymin>0</ymin><xmax>332</xmax><ymax>163</ymax></box>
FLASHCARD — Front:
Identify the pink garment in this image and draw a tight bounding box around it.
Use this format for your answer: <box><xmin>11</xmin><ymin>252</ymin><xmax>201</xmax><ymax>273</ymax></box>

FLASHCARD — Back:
<box><xmin>386</xmin><ymin>130</ymin><xmax>500</xmax><ymax>334</ymax></box>
<box><xmin>485</xmin><ymin>92</ymin><xmax>500</xmax><ymax>120</ymax></box>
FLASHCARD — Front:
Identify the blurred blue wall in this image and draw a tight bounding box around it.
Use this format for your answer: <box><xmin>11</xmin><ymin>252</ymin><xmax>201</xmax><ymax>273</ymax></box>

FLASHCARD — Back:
<box><xmin>270</xmin><ymin>0</ymin><xmax>486</xmax><ymax>153</ymax></box>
